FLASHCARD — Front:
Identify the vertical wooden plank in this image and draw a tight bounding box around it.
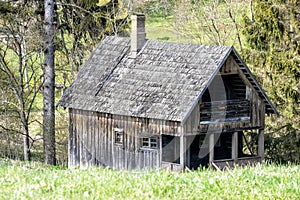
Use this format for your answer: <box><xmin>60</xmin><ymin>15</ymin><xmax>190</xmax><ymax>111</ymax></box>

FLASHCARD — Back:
<box><xmin>135</xmin><ymin>117</ymin><xmax>139</xmax><ymax>169</ymax></box>
<box><xmin>232</xmin><ymin>131</ymin><xmax>238</xmax><ymax>162</ymax></box>
<box><xmin>209</xmin><ymin>134</ymin><xmax>214</xmax><ymax>164</ymax></box>
<box><xmin>105</xmin><ymin>113</ymin><xmax>109</xmax><ymax>166</ymax></box>
<box><xmin>159</xmin><ymin>134</ymin><xmax>162</xmax><ymax>168</ymax></box>
<box><xmin>95</xmin><ymin>112</ymin><xmax>99</xmax><ymax>166</ymax></box>
<box><xmin>108</xmin><ymin>114</ymin><xmax>112</xmax><ymax>167</ymax></box>
<box><xmin>77</xmin><ymin>110</ymin><xmax>81</xmax><ymax>167</ymax></box>
<box><xmin>79</xmin><ymin>110</ymin><xmax>82</xmax><ymax>166</ymax></box>
<box><xmin>185</xmin><ymin>135</ymin><xmax>190</xmax><ymax>168</ymax></box>
<box><xmin>75</xmin><ymin>109</ymin><xmax>79</xmax><ymax>166</ymax></box>
<box><xmin>256</xmin><ymin>94</ymin><xmax>259</xmax><ymax>127</ymax></box>
<box><xmin>260</xmin><ymin>101</ymin><xmax>265</xmax><ymax>128</ymax></box>
<box><xmin>68</xmin><ymin>108</ymin><xmax>73</xmax><ymax>168</ymax></box>
<box><xmin>258</xmin><ymin>129</ymin><xmax>264</xmax><ymax>162</ymax></box>
<box><xmin>124</xmin><ymin>116</ymin><xmax>128</xmax><ymax>170</ymax></box>
<box><xmin>103</xmin><ymin>114</ymin><xmax>107</xmax><ymax>164</ymax></box>
<box><xmin>92</xmin><ymin>112</ymin><xmax>96</xmax><ymax>165</ymax></box>
<box><xmin>99</xmin><ymin>113</ymin><xmax>103</xmax><ymax>164</ymax></box>
<box><xmin>87</xmin><ymin>111</ymin><xmax>90</xmax><ymax>166</ymax></box>
<box><xmin>179</xmin><ymin>126</ymin><xmax>185</xmax><ymax>171</ymax></box>
<box><xmin>84</xmin><ymin>110</ymin><xmax>88</xmax><ymax>166</ymax></box>
<box><xmin>112</xmin><ymin>116</ymin><xmax>115</xmax><ymax>169</ymax></box>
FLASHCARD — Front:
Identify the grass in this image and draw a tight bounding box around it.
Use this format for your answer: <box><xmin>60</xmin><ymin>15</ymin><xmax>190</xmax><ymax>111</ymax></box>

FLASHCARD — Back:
<box><xmin>146</xmin><ymin>16</ymin><xmax>191</xmax><ymax>44</ymax></box>
<box><xmin>0</xmin><ymin>159</ymin><xmax>299</xmax><ymax>200</ymax></box>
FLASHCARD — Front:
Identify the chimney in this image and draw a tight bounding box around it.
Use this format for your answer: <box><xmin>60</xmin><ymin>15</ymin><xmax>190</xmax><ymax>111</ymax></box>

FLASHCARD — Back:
<box><xmin>131</xmin><ymin>14</ymin><xmax>146</xmax><ymax>58</ymax></box>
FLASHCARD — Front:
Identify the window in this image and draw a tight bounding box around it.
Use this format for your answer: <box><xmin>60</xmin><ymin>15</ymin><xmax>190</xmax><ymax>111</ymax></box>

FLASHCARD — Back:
<box><xmin>141</xmin><ymin>137</ymin><xmax>158</xmax><ymax>149</ymax></box>
<box><xmin>114</xmin><ymin>128</ymin><xmax>124</xmax><ymax>145</ymax></box>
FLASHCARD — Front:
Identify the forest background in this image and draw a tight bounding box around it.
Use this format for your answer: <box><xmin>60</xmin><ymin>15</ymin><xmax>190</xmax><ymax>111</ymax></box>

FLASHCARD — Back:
<box><xmin>0</xmin><ymin>0</ymin><xmax>299</xmax><ymax>166</ymax></box>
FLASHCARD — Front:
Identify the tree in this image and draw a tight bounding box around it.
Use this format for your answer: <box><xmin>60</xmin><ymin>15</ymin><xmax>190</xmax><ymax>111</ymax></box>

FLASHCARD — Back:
<box><xmin>0</xmin><ymin>2</ymin><xmax>44</xmax><ymax>161</ymax></box>
<box><xmin>43</xmin><ymin>0</ymin><xmax>56</xmax><ymax>165</ymax></box>
<box><xmin>242</xmin><ymin>0</ymin><xmax>300</xmax><ymax>163</ymax></box>
<box><xmin>55</xmin><ymin>0</ymin><xmax>129</xmax><ymax>76</ymax></box>
<box><xmin>0</xmin><ymin>0</ymin><xmax>130</xmax><ymax>164</ymax></box>
<box><xmin>172</xmin><ymin>0</ymin><xmax>245</xmax><ymax>50</ymax></box>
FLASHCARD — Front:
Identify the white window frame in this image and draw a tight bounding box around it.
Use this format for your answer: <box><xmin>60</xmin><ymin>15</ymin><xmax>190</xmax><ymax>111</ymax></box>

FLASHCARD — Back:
<box><xmin>114</xmin><ymin>128</ymin><xmax>124</xmax><ymax>146</ymax></box>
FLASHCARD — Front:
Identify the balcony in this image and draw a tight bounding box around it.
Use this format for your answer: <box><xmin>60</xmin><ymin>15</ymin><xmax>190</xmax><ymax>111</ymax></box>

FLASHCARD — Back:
<box><xmin>199</xmin><ymin>99</ymin><xmax>250</xmax><ymax>132</ymax></box>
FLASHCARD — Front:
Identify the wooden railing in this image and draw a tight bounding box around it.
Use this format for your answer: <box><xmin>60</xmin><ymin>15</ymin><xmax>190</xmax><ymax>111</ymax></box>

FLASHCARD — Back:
<box><xmin>212</xmin><ymin>156</ymin><xmax>261</xmax><ymax>170</ymax></box>
<box><xmin>200</xmin><ymin>99</ymin><xmax>250</xmax><ymax>123</ymax></box>
<box><xmin>161</xmin><ymin>161</ymin><xmax>183</xmax><ymax>171</ymax></box>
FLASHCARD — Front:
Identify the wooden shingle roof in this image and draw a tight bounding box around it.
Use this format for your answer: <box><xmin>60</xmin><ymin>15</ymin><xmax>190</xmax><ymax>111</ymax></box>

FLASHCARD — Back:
<box><xmin>57</xmin><ymin>36</ymin><xmax>278</xmax><ymax>123</ymax></box>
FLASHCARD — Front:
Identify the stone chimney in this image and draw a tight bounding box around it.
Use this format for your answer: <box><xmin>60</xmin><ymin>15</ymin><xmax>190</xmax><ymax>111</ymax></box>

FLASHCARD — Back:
<box><xmin>131</xmin><ymin>14</ymin><xmax>146</xmax><ymax>58</ymax></box>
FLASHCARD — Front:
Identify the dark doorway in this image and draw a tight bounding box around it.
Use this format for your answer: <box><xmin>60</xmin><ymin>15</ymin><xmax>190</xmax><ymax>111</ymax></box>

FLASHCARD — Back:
<box><xmin>189</xmin><ymin>135</ymin><xmax>209</xmax><ymax>169</ymax></box>
<box><xmin>214</xmin><ymin>132</ymin><xmax>232</xmax><ymax>160</ymax></box>
<box><xmin>161</xmin><ymin>135</ymin><xmax>180</xmax><ymax>164</ymax></box>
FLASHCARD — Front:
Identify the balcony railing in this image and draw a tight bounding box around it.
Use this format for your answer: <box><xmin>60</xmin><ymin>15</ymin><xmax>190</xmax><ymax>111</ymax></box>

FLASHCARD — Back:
<box><xmin>212</xmin><ymin>156</ymin><xmax>261</xmax><ymax>170</ymax></box>
<box><xmin>200</xmin><ymin>99</ymin><xmax>250</xmax><ymax>124</ymax></box>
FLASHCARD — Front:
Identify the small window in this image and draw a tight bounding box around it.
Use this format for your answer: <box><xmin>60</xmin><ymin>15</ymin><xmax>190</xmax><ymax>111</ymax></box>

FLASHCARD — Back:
<box><xmin>114</xmin><ymin>128</ymin><xmax>124</xmax><ymax>145</ymax></box>
<box><xmin>141</xmin><ymin>137</ymin><xmax>158</xmax><ymax>149</ymax></box>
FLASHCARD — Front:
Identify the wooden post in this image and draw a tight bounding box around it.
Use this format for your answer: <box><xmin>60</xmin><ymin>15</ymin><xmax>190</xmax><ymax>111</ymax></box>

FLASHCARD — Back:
<box><xmin>258</xmin><ymin>129</ymin><xmax>264</xmax><ymax>162</ymax></box>
<box><xmin>185</xmin><ymin>136</ymin><xmax>191</xmax><ymax>168</ymax></box>
<box><xmin>209</xmin><ymin>134</ymin><xmax>214</xmax><ymax>164</ymax></box>
<box><xmin>232</xmin><ymin>131</ymin><xmax>238</xmax><ymax>163</ymax></box>
<box><xmin>180</xmin><ymin>132</ymin><xmax>186</xmax><ymax>171</ymax></box>
<box><xmin>159</xmin><ymin>134</ymin><xmax>162</xmax><ymax>167</ymax></box>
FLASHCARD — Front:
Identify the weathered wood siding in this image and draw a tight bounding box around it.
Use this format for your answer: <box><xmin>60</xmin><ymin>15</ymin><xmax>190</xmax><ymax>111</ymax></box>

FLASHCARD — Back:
<box><xmin>184</xmin><ymin>103</ymin><xmax>201</xmax><ymax>136</ymax></box>
<box><xmin>68</xmin><ymin>108</ymin><xmax>182</xmax><ymax>170</ymax></box>
<box><xmin>221</xmin><ymin>55</ymin><xmax>267</xmax><ymax>128</ymax></box>
<box><xmin>184</xmin><ymin>55</ymin><xmax>266</xmax><ymax>135</ymax></box>
<box><xmin>246</xmin><ymin>86</ymin><xmax>265</xmax><ymax>128</ymax></box>
<box><xmin>220</xmin><ymin>55</ymin><xmax>239</xmax><ymax>74</ymax></box>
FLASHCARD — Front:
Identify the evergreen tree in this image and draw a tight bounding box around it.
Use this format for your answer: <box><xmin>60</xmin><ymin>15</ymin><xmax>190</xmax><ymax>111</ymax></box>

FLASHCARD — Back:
<box><xmin>242</xmin><ymin>0</ymin><xmax>300</xmax><ymax>163</ymax></box>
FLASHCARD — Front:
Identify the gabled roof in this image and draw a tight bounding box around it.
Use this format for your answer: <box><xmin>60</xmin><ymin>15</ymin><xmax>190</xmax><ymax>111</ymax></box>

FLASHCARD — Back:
<box><xmin>57</xmin><ymin>36</ymin><xmax>278</xmax><ymax>124</ymax></box>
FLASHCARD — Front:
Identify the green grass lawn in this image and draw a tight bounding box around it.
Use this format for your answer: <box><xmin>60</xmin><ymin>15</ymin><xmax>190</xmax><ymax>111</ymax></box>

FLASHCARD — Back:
<box><xmin>0</xmin><ymin>159</ymin><xmax>299</xmax><ymax>200</ymax></box>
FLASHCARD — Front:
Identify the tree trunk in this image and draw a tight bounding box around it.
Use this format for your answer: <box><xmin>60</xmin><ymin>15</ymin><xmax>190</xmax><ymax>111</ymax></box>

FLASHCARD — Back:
<box><xmin>249</xmin><ymin>0</ymin><xmax>254</xmax><ymax>22</ymax></box>
<box><xmin>22</xmin><ymin>119</ymin><xmax>30</xmax><ymax>161</ymax></box>
<box><xmin>43</xmin><ymin>0</ymin><xmax>56</xmax><ymax>165</ymax></box>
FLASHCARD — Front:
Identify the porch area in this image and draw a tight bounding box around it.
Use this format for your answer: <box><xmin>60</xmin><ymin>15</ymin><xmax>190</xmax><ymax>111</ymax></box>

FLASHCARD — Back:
<box><xmin>188</xmin><ymin>130</ymin><xmax>264</xmax><ymax>170</ymax></box>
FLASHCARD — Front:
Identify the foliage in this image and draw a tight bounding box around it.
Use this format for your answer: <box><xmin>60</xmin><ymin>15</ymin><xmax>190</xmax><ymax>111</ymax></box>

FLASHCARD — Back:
<box><xmin>133</xmin><ymin>0</ymin><xmax>176</xmax><ymax>18</ymax></box>
<box><xmin>0</xmin><ymin>1</ymin><xmax>45</xmax><ymax>161</ymax></box>
<box><xmin>0</xmin><ymin>159</ymin><xmax>299</xmax><ymax>199</ymax></box>
<box><xmin>0</xmin><ymin>0</ymin><xmax>130</xmax><ymax>164</ymax></box>
<box><xmin>241</xmin><ymin>0</ymin><xmax>300</xmax><ymax>163</ymax></box>
<box><xmin>172</xmin><ymin>0</ymin><xmax>246</xmax><ymax>49</ymax></box>
<box><xmin>56</xmin><ymin>0</ymin><xmax>129</xmax><ymax>76</ymax></box>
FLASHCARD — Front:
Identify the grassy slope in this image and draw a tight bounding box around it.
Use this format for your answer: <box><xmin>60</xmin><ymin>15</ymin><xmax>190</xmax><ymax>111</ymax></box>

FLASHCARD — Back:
<box><xmin>0</xmin><ymin>159</ymin><xmax>299</xmax><ymax>200</ymax></box>
<box><xmin>146</xmin><ymin>16</ymin><xmax>191</xmax><ymax>44</ymax></box>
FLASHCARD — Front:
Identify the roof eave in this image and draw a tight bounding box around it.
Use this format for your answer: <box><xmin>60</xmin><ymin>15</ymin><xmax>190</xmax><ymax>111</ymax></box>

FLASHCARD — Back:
<box><xmin>231</xmin><ymin>48</ymin><xmax>280</xmax><ymax>117</ymax></box>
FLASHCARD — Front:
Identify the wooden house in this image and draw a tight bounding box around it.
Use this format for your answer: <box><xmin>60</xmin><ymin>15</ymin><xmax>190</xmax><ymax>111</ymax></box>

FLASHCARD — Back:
<box><xmin>57</xmin><ymin>15</ymin><xmax>279</xmax><ymax>171</ymax></box>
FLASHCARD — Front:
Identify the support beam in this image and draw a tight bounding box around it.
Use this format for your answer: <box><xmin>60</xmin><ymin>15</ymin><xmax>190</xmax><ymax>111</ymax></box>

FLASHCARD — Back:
<box><xmin>232</xmin><ymin>131</ymin><xmax>238</xmax><ymax>162</ymax></box>
<box><xmin>209</xmin><ymin>134</ymin><xmax>214</xmax><ymax>164</ymax></box>
<box><xmin>180</xmin><ymin>132</ymin><xmax>186</xmax><ymax>171</ymax></box>
<box><xmin>185</xmin><ymin>136</ymin><xmax>191</xmax><ymax>168</ymax></box>
<box><xmin>159</xmin><ymin>135</ymin><xmax>163</xmax><ymax>167</ymax></box>
<box><xmin>258</xmin><ymin>129</ymin><xmax>264</xmax><ymax>162</ymax></box>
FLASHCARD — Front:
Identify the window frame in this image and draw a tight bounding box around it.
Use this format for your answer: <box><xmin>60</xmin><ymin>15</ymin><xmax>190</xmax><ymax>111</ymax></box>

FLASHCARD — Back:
<box><xmin>140</xmin><ymin>136</ymin><xmax>158</xmax><ymax>149</ymax></box>
<box><xmin>114</xmin><ymin>128</ymin><xmax>124</xmax><ymax>146</ymax></box>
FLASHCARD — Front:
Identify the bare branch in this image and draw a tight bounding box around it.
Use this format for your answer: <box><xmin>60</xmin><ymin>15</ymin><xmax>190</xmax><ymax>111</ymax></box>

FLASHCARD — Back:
<box><xmin>55</xmin><ymin>2</ymin><xmax>93</xmax><ymax>16</ymax></box>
